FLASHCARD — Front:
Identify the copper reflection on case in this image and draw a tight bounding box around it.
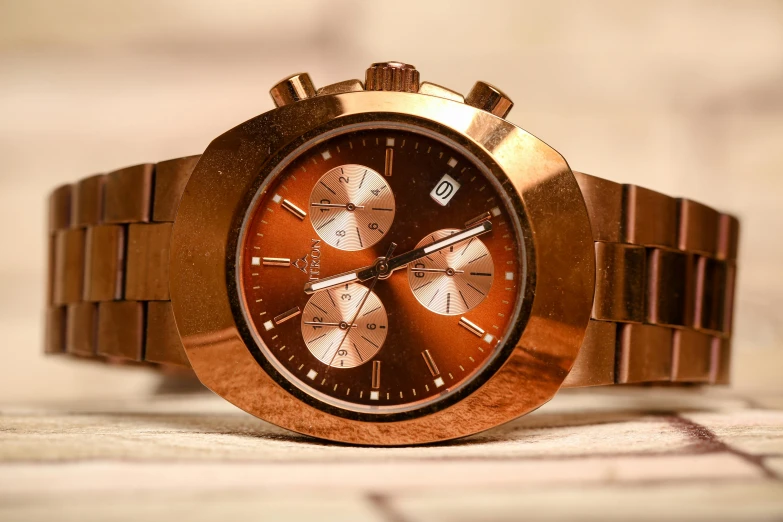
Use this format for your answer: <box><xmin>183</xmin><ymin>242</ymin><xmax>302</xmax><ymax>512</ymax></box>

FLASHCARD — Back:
<box><xmin>170</xmin><ymin>89</ymin><xmax>595</xmax><ymax>445</ymax></box>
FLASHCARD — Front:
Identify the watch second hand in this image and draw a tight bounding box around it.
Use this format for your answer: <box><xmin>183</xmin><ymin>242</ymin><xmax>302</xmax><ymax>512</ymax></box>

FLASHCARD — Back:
<box><xmin>325</xmin><ymin>242</ymin><xmax>397</xmax><ymax>372</ymax></box>
<box><xmin>410</xmin><ymin>268</ymin><xmax>465</xmax><ymax>274</ymax></box>
<box><xmin>310</xmin><ymin>202</ymin><xmax>366</xmax><ymax>209</ymax></box>
<box><xmin>303</xmin><ymin>321</ymin><xmax>358</xmax><ymax>328</ymax></box>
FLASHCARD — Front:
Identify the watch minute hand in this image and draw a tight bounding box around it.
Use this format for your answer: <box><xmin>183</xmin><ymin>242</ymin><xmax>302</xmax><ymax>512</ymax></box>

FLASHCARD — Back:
<box><xmin>381</xmin><ymin>220</ymin><xmax>492</xmax><ymax>274</ymax></box>
<box><xmin>303</xmin><ymin>221</ymin><xmax>492</xmax><ymax>294</ymax></box>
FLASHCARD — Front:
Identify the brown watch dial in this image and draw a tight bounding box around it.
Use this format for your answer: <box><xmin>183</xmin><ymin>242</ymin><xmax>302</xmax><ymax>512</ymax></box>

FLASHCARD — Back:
<box><xmin>239</xmin><ymin>125</ymin><xmax>524</xmax><ymax>414</ymax></box>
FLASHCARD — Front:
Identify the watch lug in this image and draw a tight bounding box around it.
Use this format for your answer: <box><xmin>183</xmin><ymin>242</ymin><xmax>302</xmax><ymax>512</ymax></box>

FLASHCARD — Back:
<box><xmin>317</xmin><ymin>79</ymin><xmax>364</xmax><ymax>96</ymax></box>
<box><xmin>269</xmin><ymin>73</ymin><xmax>317</xmax><ymax>107</ymax></box>
<box><xmin>465</xmin><ymin>81</ymin><xmax>514</xmax><ymax>118</ymax></box>
<box><xmin>418</xmin><ymin>82</ymin><xmax>464</xmax><ymax>103</ymax></box>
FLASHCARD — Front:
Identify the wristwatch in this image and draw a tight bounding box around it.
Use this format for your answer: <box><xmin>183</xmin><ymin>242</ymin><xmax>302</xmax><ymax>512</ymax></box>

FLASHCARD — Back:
<box><xmin>44</xmin><ymin>61</ymin><xmax>739</xmax><ymax>445</ymax></box>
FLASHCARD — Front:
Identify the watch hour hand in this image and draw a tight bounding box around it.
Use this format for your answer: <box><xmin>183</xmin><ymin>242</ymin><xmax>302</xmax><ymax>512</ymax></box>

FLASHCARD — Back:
<box><xmin>303</xmin><ymin>267</ymin><xmax>372</xmax><ymax>294</ymax></box>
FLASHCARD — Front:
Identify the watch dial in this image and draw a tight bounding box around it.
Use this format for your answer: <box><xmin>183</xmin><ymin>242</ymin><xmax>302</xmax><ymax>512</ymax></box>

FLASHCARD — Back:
<box><xmin>239</xmin><ymin>126</ymin><xmax>524</xmax><ymax>414</ymax></box>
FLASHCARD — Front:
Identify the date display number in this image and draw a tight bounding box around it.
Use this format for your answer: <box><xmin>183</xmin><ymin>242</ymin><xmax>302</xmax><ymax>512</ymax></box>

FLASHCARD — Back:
<box><xmin>430</xmin><ymin>174</ymin><xmax>461</xmax><ymax>207</ymax></box>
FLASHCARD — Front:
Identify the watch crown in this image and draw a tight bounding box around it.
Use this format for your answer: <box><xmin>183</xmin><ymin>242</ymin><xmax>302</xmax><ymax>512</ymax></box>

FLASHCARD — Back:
<box><xmin>365</xmin><ymin>62</ymin><xmax>420</xmax><ymax>93</ymax></box>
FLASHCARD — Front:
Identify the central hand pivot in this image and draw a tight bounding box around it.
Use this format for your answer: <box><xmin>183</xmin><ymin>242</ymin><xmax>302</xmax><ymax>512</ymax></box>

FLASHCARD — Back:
<box><xmin>303</xmin><ymin>220</ymin><xmax>492</xmax><ymax>294</ymax></box>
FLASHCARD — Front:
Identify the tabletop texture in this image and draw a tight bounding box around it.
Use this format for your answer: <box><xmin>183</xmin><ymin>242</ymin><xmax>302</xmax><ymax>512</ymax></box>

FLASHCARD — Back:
<box><xmin>1</xmin><ymin>387</ymin><xmax>783</xmax><ymax>521</ymax></box>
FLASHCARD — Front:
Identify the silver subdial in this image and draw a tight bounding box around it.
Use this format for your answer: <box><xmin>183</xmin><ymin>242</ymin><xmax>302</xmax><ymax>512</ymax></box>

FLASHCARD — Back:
<box><xmin>407</xmin><ymin>229</ymin><xmax>494</xmax><ymax>315</ymax></box>
<box><xmin>309</xmin><ymin>164</ymin><xmax>395</xmax><ymax>251</ymax></box>
<box><xmin>301</xmin><ymin>283</ymin><xmax>388</xmax><ymax>368</ymax></box>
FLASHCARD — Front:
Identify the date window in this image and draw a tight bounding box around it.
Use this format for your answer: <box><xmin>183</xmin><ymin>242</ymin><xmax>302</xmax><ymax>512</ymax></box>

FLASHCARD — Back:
<box><xmin>430</xmin><ymin>174</ymin><xmax>461</xmax><ymax>206</ymax></box>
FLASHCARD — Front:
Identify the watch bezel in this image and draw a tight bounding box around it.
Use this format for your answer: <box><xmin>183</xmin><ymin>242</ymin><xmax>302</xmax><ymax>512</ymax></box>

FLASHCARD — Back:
<box><xmin>233</xmin><ymin>121</ymin><xmax>528</xmax><ymax>419</ymax></box>
<box><xmin>170</xmin><ymin>90</ymin><xmax>595</xmax><ymax>445</ymax></box>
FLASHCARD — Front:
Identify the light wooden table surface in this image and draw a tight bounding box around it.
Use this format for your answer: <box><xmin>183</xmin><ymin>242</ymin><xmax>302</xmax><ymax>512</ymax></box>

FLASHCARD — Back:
<box><xmin>2</xmin><ymin>386</ymin><xmax>782</xmax><ymax>521</ymax></box>
<box><xmin>1</xmin><ymin>1</ymin><xmax>782</xmax><ymax>520</ymax></box>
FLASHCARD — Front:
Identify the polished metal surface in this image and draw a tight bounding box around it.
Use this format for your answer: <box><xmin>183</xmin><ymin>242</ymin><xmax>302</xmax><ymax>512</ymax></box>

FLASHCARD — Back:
<box><xmin>83</xmin><ymin>224</ymin><xmax>124</xmax><ymax>302</ymax></box>
<box><xmin>465</xmin><ymin>81</ymin><xmax>513</xmax><ymax>118</ymax></box>
<box><xmin>563</xmin><ymin>171</ymin><xmax>740</xmax><ymax>388</ymax></box>
<box><xmin>171</xmin><ymin>73</ymin><xmax>595</xmax><ymax>443</ymax></box>
<box><xmin>365</xmin><ymin>62</ymin><xmax>419</xmax><ymax>93</ymax></box>
<box><xmin>418</xmin><ymin>82</ymin><xmax>464</xmax><ymax>103</ymax></box>
<box><xmin>103</xmin><ymin>164</ymin><xmax>154</xmax><ymax>224</ymax></box>
<box><xmin>44</xmin><ymin>155</ymin><xmax>200</xmax><ymax>369</ymax></box>
<box><xmin>125</xmin><ymin>223</ymin><xmax>173</xmax><ymax>301</ymax></box>
<box><xmin>317</xmin><ymin>79</ymin><xmax>364</xmax><ymax>96</ymax></box>
<box><xmin>269</xmin><ymin>72</ymin><xmax>317</xmax><ymax>107</ymax></box>
<box><xmin>153</xmin><ymin>156</ymin><xmax>201</xmax><ymax>222</ymax></box>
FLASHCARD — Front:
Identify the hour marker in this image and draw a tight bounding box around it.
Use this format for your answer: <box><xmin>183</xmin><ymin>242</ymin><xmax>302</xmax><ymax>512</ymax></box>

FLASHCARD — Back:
<box><xmin>306</xmin><ymin>369</ymin><xmax>318</xmax><ymax>380</ymax></box>
<box><xmin>370</xmin><ymin>390</ymin><xmax>380</xmax><ymax>401</ymax></box>
<box><xmin>263</xmin><ymin>320</ymin><xmax>274</xmax><ymax>331</ymax></box>
<box><xmin>282</xmin><ymin>199</ymin><xmax>307</xmax><ymax>220</ymax></box>
<box><xmin>321</xmin><ymin>150</ymin><xmax>332</xmax><ymax>160</ymax></box>
<box><xmin>372</xmin><ymin>360</ymin><xmax>382</xmax><ymax>389</ymax></box>
<box><xmin>447</xmin><ymin>157</ymin><xmax>457</xmax><ymax>168</ymax></box>
<box><xmin>251</xmin><ymin>257</ymin><xmax>261</xmax><ymax>266</ymax></box>
<box><xmin>459</xmin><ymin>317</ymin><xmax>485</xmax><ymax>337</ymax></box>
<box><xmin>384</xmin><ymin>148</ymin><xmax>393</xmax><ymax>177</ymax></box>
<box><xmin>263</xmin><ymin>257</ymin><xmax>291</xmax><ymax>267</ymax></box>
<box><xmin>434</xmin><ymin>377</ymin><xmax>445</xmax><ymax>388</ymax></box>
<box><xmin>422</xmin><ymin>349</ymin><xmax>440</xmax><ymax>377</ymax></box>
<box><xmin>274</xmin><ymin>306</ymin><xmax>301</xmax><ymax>325</ymax></box>
<box><xmin>386</xmin><ymin>137</ymin><xmax>395</xmax><ymax>147</ymax></box>
<box><xmin>465</xmin><ymin>211</ymin><xmax>492</xmax><ymax>228</ymax></box>
<box><xmin>490</xmin><ymin>206</ymin><xmax>502</xmax><ymax>217</ymax></box>
<box><xmin>483</xmin><ymin>333</ymin><xmax>495</xmax><ymax>344</ymax></box>
<box><xmin>272</xmin><ymin>193</ymin><xmax>282</xmax><ymax>203</ymax></box>
<box><xmin>505</xmin><ymin>271</ymin><xmax>515</xmax><ymax>280</ymax></box>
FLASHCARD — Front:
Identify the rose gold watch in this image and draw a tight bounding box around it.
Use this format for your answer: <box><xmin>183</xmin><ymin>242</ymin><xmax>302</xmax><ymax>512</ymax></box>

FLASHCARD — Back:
<box><xmin>44</xmin><ymin>61</ymin><xmax>739</xmax><ymax>445</ymax></box>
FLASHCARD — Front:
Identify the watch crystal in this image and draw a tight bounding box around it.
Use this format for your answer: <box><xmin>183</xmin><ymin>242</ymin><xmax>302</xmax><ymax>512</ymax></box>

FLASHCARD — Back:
<box><xmin>239</xmin><ymin>126</ymin><xmax>524</xmax><ymax>414</ymax></box>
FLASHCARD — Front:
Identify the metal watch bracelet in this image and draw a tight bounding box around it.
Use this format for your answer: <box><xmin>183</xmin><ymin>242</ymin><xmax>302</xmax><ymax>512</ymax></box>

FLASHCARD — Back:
<box><xmin>44</xmin><ymin>163</ymin><xmax>738</xmax><ymax>386</ymax></box>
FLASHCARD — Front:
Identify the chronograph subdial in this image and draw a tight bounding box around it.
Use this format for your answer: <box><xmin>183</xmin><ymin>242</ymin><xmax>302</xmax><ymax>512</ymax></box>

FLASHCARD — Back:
<box><xmin>309</xmin><ymin>164</ymin><xmax>395</xmax><ymax>251</ymax></box>
<box><xmin>301</xmin><ymin>283</ymin><xmax>388</xmax><ymax>368</ymax></box>
<box><xmin>407</xmin><ymin>229</ymin><xmax>495</xmax><ymax>315</ymax></box>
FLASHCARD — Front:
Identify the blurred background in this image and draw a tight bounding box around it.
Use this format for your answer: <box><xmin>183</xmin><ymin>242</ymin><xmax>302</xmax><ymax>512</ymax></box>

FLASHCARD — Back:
<box><xmin>0</xmin><ymin>0</ymin><xmax>781</xmax><ymax>402</ymax></box>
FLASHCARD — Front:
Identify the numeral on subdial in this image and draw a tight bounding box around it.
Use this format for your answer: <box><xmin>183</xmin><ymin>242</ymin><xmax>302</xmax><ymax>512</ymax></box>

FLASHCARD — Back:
<box><xmin>300</xmin><ymin>283</ymin><xmax>388</xmax><ymax>369</ymax></box>
<box><xmin>308</xmin><ymin>164</ymin><xmax>396</xmax><ymax>252</ymax></box>
<box><xmin>408</xmin><ymin>228</ymin><xmax>494</xmax><ymax>315</ymax></box>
